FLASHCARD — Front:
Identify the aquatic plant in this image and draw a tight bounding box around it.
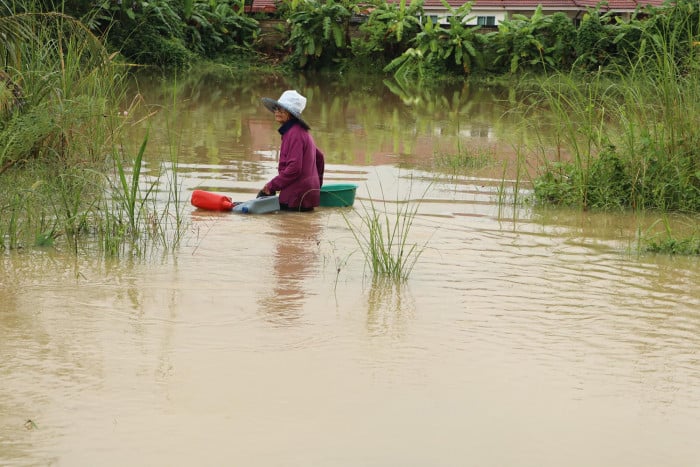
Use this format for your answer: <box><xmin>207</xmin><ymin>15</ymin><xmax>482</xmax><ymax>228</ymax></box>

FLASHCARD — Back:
<box><xmin>645</xmin><ymin>235</ymin><xmax>700</xmax><ymax>256</ymax></box>
<box><xmin>344</xmin><ymin>178</ymin><xmax>430</xmax><ymax>281</ymax></box>
<box><xmin>433</xmin><ymin>145</ymin><xmax>495</xmax><ymax>174</ymax></box>
<box><xmin>639</xmin><ymin>216</ymin><xmax>700</xmax><ymax>256</ymax></box>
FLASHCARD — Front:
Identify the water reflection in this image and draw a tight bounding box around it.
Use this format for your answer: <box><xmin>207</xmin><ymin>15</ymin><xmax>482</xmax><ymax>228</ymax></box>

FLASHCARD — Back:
<box><xmin>127</xmin><ymin>70</ymin><xmax>522</xmax><ymax>176</ymax></box>
<box><xmin>257</xmin><ymin>212</ymin><xmax>323</xmax><ymax>325</ymax></box>
<box><xmin>366</xmin><ymin>278</ymin><xmax>415</xmax><ymax>338</ymax></box>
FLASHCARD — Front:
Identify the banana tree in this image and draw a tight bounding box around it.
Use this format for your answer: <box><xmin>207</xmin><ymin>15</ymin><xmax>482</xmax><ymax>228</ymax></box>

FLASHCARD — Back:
<box><xmin>389</xmin><ymin>0</ymin><xmax>484</xmax><ymax>75</ymax></box>
<box><xmin>493</xmin><ymin>5</ymin><xmax>566</xmax><ymax>74</ymax></box>
<box><xmin>358</xmin><ymin>0</ymin><xmax>424</xmax><ymax>61</ymax></box>
<box><xmin>285</xmin><ymin>0</ymin><xmax>363</xmax><ymax>68</ymax></box>
<box><xmin>181</xmin><ymin>0</ymin><xmax>259</xmax><ymax>56</ymax></box>
<box><xmin>435</xmin><ymin>0</ymin><xmax>485</xmax><ymax>74</ymax></box>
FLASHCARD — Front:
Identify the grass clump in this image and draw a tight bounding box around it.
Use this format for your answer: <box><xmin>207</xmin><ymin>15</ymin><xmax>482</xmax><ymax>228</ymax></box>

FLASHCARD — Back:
<box><xmin>344</xmin><ymin>179</ymin><xmax>429</xmax><ymax>282</ymax></box>
<box><xmin>433</xmin><ymin>145</ymin><xmax>495</xmax><ymax>175</ymax></box>
<box><xmin>640</xmin><ymin>216</ymin><xmax>700</xmax><ymax>256</ymax></box>
<box><xmin>645</xmin><ymin>235</ymin><xmax>700</xmax><ymax>255</ymax></box>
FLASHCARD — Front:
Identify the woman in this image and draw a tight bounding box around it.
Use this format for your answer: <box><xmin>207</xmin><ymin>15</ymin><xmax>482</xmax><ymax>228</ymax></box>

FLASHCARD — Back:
<box><xmin>259</xmin><ymin>90</ymin><xmax>325</xmax><ymax>211</ymax></box>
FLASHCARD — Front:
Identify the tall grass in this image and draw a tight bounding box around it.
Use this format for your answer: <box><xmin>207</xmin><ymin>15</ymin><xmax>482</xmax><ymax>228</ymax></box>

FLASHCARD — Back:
<box><xmin>344</xmin><ymin>179</ymin><xmax>430</xmax><ymax>281</ymax></box>
<box><xmin>0</xmin><ymin>12</ymin><xmax>187</xmax><ymax>256</ymax></box>
<box><xmin>114</xmin><ymin>132</ymin><xmax>154</xmax><ymax>237</ymax></box>
<box><xmin>526</xmin><ymin>9</ymin><xmax>700</xmax><ymax>214</ymax></box>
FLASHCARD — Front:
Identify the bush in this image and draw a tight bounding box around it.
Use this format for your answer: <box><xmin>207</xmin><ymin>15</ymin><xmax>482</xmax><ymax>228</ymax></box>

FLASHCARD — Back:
<box><xmin>116</xmin><ymin>23</ymin><xmax>194</xmax><ymax>69</ymax></box>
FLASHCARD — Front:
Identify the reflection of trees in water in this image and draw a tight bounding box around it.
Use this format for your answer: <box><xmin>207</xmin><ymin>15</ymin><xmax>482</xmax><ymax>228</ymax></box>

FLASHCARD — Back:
<box><xmin>129</xmin><ymin>70</ymin><xmax>517</xmax><ymax>170</ymax></box>
<box><xmin>302</xmin><ymin>77</ymin><xmax>512</xmax><ymax>166</ymax></box>
<box><xmin>126</xmin><ymin>69</ymin><xmax>288</xmax><ymax>167</ymax></box>
<box><xmin>258</xmin><ymin>214</ymin><xmax>323</xmax><ymax>326</ymax></box>
<box><xmin>366</xmin><ymin>278</ymin><xmax>415</xmax><ymax>337</ymax></box>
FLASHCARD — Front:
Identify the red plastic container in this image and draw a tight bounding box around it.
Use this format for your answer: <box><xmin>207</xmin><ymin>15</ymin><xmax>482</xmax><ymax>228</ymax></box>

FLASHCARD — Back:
<box><xmin>191</xmin><ymin>190</ymin><xmax>234</xmax><ymax>211</ymax></box>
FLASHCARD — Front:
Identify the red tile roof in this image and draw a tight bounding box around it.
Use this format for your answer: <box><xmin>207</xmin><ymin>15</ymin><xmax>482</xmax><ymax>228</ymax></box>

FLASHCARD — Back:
<box><xmin>422</xmin><ymin>0</ymin><xmax>666</xmax><ymax>6</ymax></box>
<box><xmin>245</xmin><ymin>0</ymin><xmax>276</xmax><ymax>13</ymax></box>
<box><xmin>247</xmin><ymin>0</ymin><xmax>667</xmax><ymax>13</ymax></box>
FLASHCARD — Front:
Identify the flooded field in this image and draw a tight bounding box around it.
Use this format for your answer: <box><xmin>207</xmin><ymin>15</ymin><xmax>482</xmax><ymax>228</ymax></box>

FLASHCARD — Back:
<box><xmin>1</xmin><ymin>71</ymin><xmax>699</xmax><ymax>466</ymax></box>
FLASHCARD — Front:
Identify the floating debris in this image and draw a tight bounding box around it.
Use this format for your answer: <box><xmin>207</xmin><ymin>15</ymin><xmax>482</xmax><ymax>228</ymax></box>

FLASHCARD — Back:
<box><xmin>24</xmin><ymin>419</ymin><xmax>38</xmax><ymax>430</ymax></box>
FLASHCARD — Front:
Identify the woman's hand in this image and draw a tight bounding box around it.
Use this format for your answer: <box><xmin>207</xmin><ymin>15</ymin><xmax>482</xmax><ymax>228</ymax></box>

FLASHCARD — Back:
<box><xmin>257</xmin><ymin>184</ymin><xmax>274</xmax><ymax>198</ymax></box>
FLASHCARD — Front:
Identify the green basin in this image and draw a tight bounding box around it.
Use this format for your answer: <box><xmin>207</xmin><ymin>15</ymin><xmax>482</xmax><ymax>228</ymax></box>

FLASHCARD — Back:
<box><xmin>319</xmin><ymin>183</ymin><xmax>358</xmax><ymax>207</ymax></box>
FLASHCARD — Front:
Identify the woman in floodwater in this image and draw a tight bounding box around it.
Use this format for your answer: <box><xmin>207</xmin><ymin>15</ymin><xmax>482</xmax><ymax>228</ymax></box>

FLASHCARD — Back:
<box><xmin>259</xmin><ymin>90</ymin><xmax>325</xmax><ymax>212</ymax></box>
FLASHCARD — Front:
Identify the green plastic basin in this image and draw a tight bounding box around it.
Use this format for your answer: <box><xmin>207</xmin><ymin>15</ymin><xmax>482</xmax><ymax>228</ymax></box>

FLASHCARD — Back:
<box><xmin>320</xmin><ymin>183</ymin><xmax>358</xmax><ymax>207</ymax></box>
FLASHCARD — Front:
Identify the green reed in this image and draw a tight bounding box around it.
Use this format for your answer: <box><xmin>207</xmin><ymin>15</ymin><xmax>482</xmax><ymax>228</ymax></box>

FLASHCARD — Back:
<box><xmin>114</xmin><ymin>132</ymin><xmax>151</xmax><ymax>236</ymax></box>
<box><xmin>0</xmin><ymin>12</ymin><xmax>187</xmax><ymax>256</ymax></box>
<box><xmin>527</xmin><ymin>12</ymin><xmax>700</xmax><ymax>214</ymax></box>
<box><xmin>1</xmin><ymin>13</ymin><xmax>115</xmax><ymax>249</ymax></box>
<box><xmin>344</xmin><ymin>179</ymin><xmax>429</xmax><ymax>282</ymax></box>
<box><xmin>96</xmin><ymin>126</ymin><xmax>187</xmax><ymax>258</ymax></box>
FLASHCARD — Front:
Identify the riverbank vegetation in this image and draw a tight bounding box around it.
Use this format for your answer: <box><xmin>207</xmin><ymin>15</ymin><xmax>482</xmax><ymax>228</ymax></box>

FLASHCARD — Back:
<box><xmin>0</xmin><ymin>10</ymin><xmax>184</xmax><ymax>256</ymax></box>
<box><xmin>2</xmin><ymin>0</ymin><xmax>699</xmax><ymax>257</ymax></box>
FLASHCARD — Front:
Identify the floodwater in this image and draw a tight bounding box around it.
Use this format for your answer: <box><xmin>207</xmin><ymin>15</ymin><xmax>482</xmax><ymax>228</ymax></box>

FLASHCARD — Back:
<box><xmin>2</xmin><ymin>71</ymin><xmax>700</xmax><ymax>466</ymax></box>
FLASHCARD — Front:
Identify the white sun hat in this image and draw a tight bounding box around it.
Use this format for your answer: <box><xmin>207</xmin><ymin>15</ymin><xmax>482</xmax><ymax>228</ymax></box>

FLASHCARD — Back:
<box><xmin>261</xmin><ymin>90</ymin><xmax>310</xmax><ymax>129</ymax></box>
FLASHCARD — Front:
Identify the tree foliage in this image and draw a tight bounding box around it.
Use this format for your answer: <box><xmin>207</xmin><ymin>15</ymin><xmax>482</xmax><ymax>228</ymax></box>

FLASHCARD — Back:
<box><xmin>355</xmin><ymin>0</ymin><xmax>424</xmax><ymax>65</ymax></box>
<box><xmin>285</xmin><ymin>0</ymin><xmax>359</xmax><ymax>69</ymax></box>
<box><xmin>490</xmin><ymin>6</ymin><xmax>576</xmax><ymax>74</ymax></box>
<box><xmin>385</xmin><ymin>1</ymin><xmax>486</xmax><ymax>78</ymax></box>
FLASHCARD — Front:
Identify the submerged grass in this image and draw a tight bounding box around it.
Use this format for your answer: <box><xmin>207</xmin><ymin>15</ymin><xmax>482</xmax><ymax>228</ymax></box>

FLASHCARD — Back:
<box><xmin>344</xmin><ymin>178</ymin><xmax>430</xmax><ymax>282</ymax></box>
<box><xmin>640</xmin><ymin>216</ymin><xmax>700</xmax><ymax>256</ymax></box>
<box><xmin>433</xmin><ymin>145</ymin><xmax>496</xmax><ymax>175</ymax></box>
<box><xmin>0</xmin><ymin>12</ymin><xmax>186</xmax><ymax>257</ymax></box>
<box><xmin>645</xmin><ymin>235</ymin><xmax>700</xmax><ymax>255</ymax></box>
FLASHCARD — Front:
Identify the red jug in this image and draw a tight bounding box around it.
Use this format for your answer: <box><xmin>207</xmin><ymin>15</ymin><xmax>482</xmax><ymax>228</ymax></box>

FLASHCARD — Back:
<box><xmin>191</xmin><ymin>190</ymin><xmax>234</xmax><ymax>211</ymax></box>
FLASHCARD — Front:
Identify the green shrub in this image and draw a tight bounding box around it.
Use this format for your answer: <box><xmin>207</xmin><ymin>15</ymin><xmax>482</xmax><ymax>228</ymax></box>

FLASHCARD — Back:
<box><xmin>284</xmin><ymin>0</ymin><xmax>358</xmax><ymax>69</ymax></box>
<box><xmin>354</xmin><ymin>0</ymin><xmax>423</xmax><ymax>67</ymax></box>
<box><xmin>118</xmin><ymin>24</ymin><xmax>194</xmax><ymax>69</ymax></box>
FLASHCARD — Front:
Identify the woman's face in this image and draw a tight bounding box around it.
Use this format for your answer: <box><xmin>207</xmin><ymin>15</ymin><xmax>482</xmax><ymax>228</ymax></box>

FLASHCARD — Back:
<box><xmin>274</xmin><ymin>107</ymin><xmax>291</xmax><ymax>124</ymax></box>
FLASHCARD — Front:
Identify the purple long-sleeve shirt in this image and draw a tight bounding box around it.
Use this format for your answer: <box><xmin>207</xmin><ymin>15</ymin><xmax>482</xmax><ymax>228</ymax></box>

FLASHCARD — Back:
<box><xmin>267</xmin><ymin>121</ymin><xmax>325</xmax><ymax>209</ymax></box>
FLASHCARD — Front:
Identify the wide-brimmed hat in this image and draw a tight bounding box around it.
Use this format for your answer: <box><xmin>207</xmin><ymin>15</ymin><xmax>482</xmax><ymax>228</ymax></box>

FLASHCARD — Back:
<box><xmin>262</xmin><ymin>90</ymin><xmax>310</xmax><ymax>129</ymax></box>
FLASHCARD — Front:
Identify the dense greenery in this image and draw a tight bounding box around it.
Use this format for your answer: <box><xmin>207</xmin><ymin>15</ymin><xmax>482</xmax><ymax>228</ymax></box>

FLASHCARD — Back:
<box><xmin>1</xmin><ymin>0</ymin><xmax>695</xmax><ymax>76</ymax></box>
<box><xmin>384</xmin><ymin>1</ymin><xmax>487</xmax><ymax>79</ymax></box>
<box><xmin>0</xmin><ymin>0</ymin><xmax>693</xmax><ymax>75</ymax></box>
<box><xmin>527</xmin><ymin>3</ymin><xmax>700</xmax><ymax>213</ymax></box>
<box><xmin>0</xmin><ymin>11</ymin><xmax>184</xmax><ymax>255</ymax></box>
<box><xmin>353</xmin><ymin>0</ymin><xmax>422</xmax><ymax>67</ymax></box>
<box><xmin>2</xmin><ymin>0</ymin><xmax>260</xmax><ymax>68</ymax></box>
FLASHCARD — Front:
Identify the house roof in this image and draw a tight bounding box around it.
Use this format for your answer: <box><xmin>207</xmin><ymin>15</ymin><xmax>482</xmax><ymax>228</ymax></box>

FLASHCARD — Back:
<box><xmin>427</xmin><ymin>0</ymin><xmax>667</xmax><ymax>10</ymax></box>
<box><xmin>245</xmin><ymin>0</ymin><xmax>276</xmax><ymax>13</ymax></box>
<box><xmin>247</xmin><ymin>0</ymin><xmax>668</xmax><ymax>13</ymax></box>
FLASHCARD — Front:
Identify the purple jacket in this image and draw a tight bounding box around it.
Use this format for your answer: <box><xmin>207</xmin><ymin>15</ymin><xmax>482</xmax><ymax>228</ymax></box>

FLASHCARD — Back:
<box><xmin>268</xmin><ymin>122</ymin><xmax>325</xmax><ymax>209</ymax></box>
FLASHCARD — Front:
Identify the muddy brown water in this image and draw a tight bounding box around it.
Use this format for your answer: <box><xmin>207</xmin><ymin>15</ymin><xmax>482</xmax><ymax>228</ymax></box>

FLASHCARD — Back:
<box><xmin>2</xmin><ymin>72</ymin><xmax>699</xmax><ymax>466</ymax></box>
